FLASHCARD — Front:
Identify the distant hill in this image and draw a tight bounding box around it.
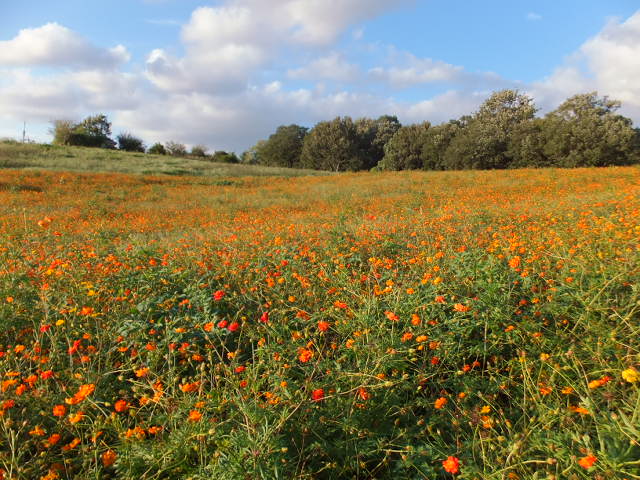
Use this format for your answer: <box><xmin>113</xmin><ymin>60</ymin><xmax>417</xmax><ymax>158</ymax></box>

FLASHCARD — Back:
<box><xmin>0</xmin><ymin>140</ymin><xmax>328</xmax><ymax>178</ymax></box>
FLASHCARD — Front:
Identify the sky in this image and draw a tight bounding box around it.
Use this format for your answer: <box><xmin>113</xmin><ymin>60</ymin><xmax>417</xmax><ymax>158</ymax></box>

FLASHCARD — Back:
<box><xmin>1</xmin><ymin>0</ymin><xmax>639</xmax><ymax>152</ymax></box>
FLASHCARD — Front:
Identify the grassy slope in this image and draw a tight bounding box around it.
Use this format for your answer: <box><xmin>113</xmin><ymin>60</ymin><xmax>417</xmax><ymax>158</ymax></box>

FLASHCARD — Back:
<box><xmin>0</xmin><ymin>141</ymin><xmax>326</xmax><ymax>177</ymax></box>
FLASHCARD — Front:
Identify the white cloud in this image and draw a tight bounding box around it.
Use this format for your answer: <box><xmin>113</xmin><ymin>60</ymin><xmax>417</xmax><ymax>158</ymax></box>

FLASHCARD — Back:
<box><xmin>0</xmin><ymin>23</ymin><xmax>129</xmax><ymax>69</ymax></box>
<box><xmin>530</xmin><ymin>11</ymin><xmax>640</xmax><ymax>118</ymax></box>
<box><xmin>287</xmin><ymin>53</ymin><xmax>361</xmax><ymax>82</ymax></box>
<box><xmin>527</xmin><ymin>12</ymin><xmax>542</xmax><ymax>21</ymax></box>
<box><xmin>368</xmin><ymin>51</ymin><xmax>506</xmax><ymax>90</ymax></box>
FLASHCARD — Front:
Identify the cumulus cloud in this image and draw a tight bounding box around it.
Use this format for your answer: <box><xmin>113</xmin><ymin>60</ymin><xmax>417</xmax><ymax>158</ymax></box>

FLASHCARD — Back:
<box><xmin>0</xmin><ymin>23</ymin><xmax>129</xmax><ymax>69</ymax></box>
<box><xmin>287</xmin><ymin>53</ymin><xmax>361</xmax><ymax>82</ymax></box>
<box><xmin>529</xmin><ymin>11</ymin><xmax>640</xmax><ymax>120</ymax></box>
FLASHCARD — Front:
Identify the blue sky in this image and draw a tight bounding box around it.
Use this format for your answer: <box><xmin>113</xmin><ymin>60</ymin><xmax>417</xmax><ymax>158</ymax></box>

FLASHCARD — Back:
<box><xmin>1</xmin><ymin>1</ymin><xmax>639</xmax><ymax>152</ymax></box>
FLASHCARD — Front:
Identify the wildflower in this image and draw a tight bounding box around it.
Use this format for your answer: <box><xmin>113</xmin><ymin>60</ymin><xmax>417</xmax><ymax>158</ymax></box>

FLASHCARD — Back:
<box><xmin>588</xmin><ymin>376</ymin><xmax>611</xmax><ymax>389</ymax></box>
<box><xmin>621</xmin><ymin>367</ymin><xmax>638</xmax><ymax>383</ymax></box>
<box><xmin>333</xmin><ymin>301</ymin><xmax>348</xmax><ymax>309</ymax></box>
<box><xmin>53</xmin><ymin>404</ymin><xmax>67</xmax><ymax>417</ymax></box>
<box><xmin>188</xmin><ymin>410</ymin><xmax>202</xmax><ymax>422</ymax></box>
<box><xmin>401</xmin><ymin>332</ymin><xmax>413</xmax><ymax>342</ymax></box>
<box><xmin>68</xmin><ymin>411</ymin><xmax>84</xmax><ymax>424</ymax></box>
<box><xmin>259</xmin><ymin>311</ymin><xmax>269</xmax><ymax>323</ymax></box>
<box><xmin>508</xmin><ymin>256</ymin><xmax>521</xmax><ymax>269</ymax></box>
<box><xmin>102</xmin><ymin>450</ymin><xmax>117</xmax><ymax>467</ymax></box>
<box><xmin>135</xmin><ymin>367</ymin><xmax>149</xmax><ymax>378</ymax></box>
<box><xmin>411</xmin><ymin>314</ymin><xmax>421</xmax><ymax>325</ymax></box>
<box><xmin>234</xmin><ymin>366</ymin><xmax>246</xmax><ymax>374</ymax></box>
<box><xmin>45</xmin><ymin>433</ymin><xmax>61</xmax><ymax>447</ymax></box>
<box><xmin>578</xmin><ymin>455</ymin><xmax>597</xmax><ymax>469</ymax></box>
<box><xmin>317</xmin><ymin>321</ymin><xmax>330</xmax><ymax>332</ymax></box>
<box><xmin>227</xmin><ymin>321</ymin><xmax>240</xmax><ymax>332</ymax></box>
<box><xmin>442</xmin><ymin>456</ymin><xmax>460</xmax><ymax>474</ymax></box>
<box><xmin>114</xmin><ymin>400</ymin><xmax>129</xmax><ymax>412</ymax></box>
<box><xmin>385</xmin><ymin>311</ymin><xmax>399</xmax><ymax>321</ymax></box>
<box><xmin>217</xmin><ymin>320</ymin><xmax>228</xmax><ymax>329</ymax></box>
<box><xmin>213</xmin><ymin>290</ymin><xmax>225</xmax><ymax>301</ymax></box>
<box><xmin>298</xmin><ymin>348</ymin><xmax>313</xmax><ymax>363</ymax></box>
<box><xmin>434</xmin><ymin>397</ymin><xmax>448</xmax><ymax>409</ymax></box>
<box><xmin>453</xmin><ymin>303</ymin><xmax>470</xmax><ymax>313</ymax></box>
<box><xmin>311</xmin><ymin>388</ymin><xmax>324</xmax><ymax>402</ymax></box>
<box><xmin>357</xmin><ymin>388</ymin><xmax>370</xmax><ymax>401</ymax></box>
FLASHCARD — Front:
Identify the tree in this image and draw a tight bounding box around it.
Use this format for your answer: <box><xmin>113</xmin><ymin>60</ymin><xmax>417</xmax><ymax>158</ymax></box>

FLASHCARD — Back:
<box><xmin>355</xmin><ymin>115</ymin><xmax>402</xmax><ymax>169</ymax></box>
<box><xmin>301</xmin><ymin>117</ymin><xmax>366</xmax><ymax>171</ymax></box>
<box><xmin>50</xmin><ymin>120</ymin><xmax>75</xmax><ymax>146</ymax></box>
<box><xmin>50</xmin><ymin>114</ymin><xmax>115</xmax><ymax>149</ymax></box>
<box><xmin>541</xmin><ymin>92</ymin><xmax>636</xmax><ymax>167</ymax></box>
<box><xmin>421</xmin><ymin>120</ymin><xmax>465</xmax><ymax>170</ymax></box>
<box><xmin>443</xmin><ymin>90</ymin><xmax>536</xmax><ymax>170</ymax></box>
<box><xmin>259</xmin><ymin>125</ymin><xmax>308</xmax><ymax>168</ymax></box>
<box><xmin>117</xmin><ymin>132</ymin><xmax>145</xmax><ymax>152</ymax></box>
<box><xmin>507</xmin><ymin>118</ymin><xmax>550</xmax><ymax>168</ymax></box>
<box><xmin>165</xmin><ymin>141</ymin><xmax>187</xmax><ymax>157</ymax></box>
<box><xmin>241</xmin><ymin>140</ymin><xmax>266</xmax><ymax>164</ymax></box>
<box><xmin>190</xmin><ymin>145</ymin><xmax>208</xmax><ymax>157</ymax></box>
<box><xmin>147</xmin><ymin>143</ymin><xmax>166</xmax><ymax>155</ymax></box>
<box><xmin>211</xmin><ymin>151</ymin><xmax>239</xmax><ymax>164</ymax></box>
<box><xmin>378</xmin><ymin>122</ymin><xmax>430</xmax><ymax>171</ymax></box>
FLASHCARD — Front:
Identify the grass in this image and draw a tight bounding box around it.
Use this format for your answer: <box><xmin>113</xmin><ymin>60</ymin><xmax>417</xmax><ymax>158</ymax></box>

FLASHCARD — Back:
<box><xmin>0</xmin><ymin>164</ymin><xmax>639</xmax><ymax>479</ymax></box>
<box><xmin>0</xmin><ymin>140</ymin><xmax>327</xmax><ymax>177</ymax></box>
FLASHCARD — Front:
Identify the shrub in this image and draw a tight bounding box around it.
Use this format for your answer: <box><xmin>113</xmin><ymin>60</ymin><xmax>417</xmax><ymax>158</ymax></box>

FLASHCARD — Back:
<box><xmin>147</xmin><ymin>143</ymin><xmax>167</xmax><ymax>155</ymax></box>
<box><xmin>117</xmin><ymin>133</ymin><xmax>145</xmax><ymax>152</ymax></box>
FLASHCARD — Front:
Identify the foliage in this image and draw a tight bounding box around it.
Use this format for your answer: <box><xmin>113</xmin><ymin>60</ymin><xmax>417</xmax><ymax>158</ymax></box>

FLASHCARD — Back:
<box><xmin>211</xmin><ymin>151</ymin><xmax>240</xmax><ymax>164</ymax></box>
<box><xmin>117</xmin><ymin>132</ymin><xmax>145</xmax><ymax>152</ymax></box>
<box><xmin>1</xmin><ymin>167</ymin><xmax>639</xmax><ymax>479</ymax></box>
<box><xmin>190</xmin><ymin>145</ymin><xmax>208</xmax><ymax>157</ymax></box>
<box><xmin>542</xmin><ymin>92</ymin><xmax>637</xmax><ymax>167</ymax></box>
<box><xmin>147</xmin><ymin>143</ymin><xmax>167</xmax><ymax>155</ymax></box>
<box><xmin>356</xmin><ymin>115</ymin><xmax>402</xmax><ymax>170</ymax></box>
<box><xmin>51</xmin><ymin>114</ymin><xmax>116</xmax><ymax>149</ymax></box>
<box><xmin>300</xmin><ymin>116</ymin><xmax>366</xmax><ymax>171</ymax></box>
<box><xmin>379</xmin><ymin>122</ymin><xmax>430</xmax><ymax>170</ymax></box>
<box><xmin>165</xmin><ymin>141</ymin><xmax>187</xmax><ymax>157</ymax></box>
<box><xmin>258</xmin><ymin>125</ymin><xmax>308</xmax><ymax>168</ymax></box>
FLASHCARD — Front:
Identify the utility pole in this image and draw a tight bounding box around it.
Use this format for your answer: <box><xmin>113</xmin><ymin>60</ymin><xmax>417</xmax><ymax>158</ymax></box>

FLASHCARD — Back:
<box><xmin>22</xmin><ymin>121</ymin><xmax>26</xmax><ymax>143</ymax></box>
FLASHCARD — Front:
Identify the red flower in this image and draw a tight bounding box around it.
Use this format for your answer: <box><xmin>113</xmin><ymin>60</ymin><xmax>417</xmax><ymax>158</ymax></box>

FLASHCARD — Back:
<box><xmin>227</xmin><ymin>322</ymin><xmax>240</xmax><ymax>332</ymax></box>
<box><xmin>217</xmin><ymin>320</ymin><xmax>228</xmax><ymax>329</ymax></box>
<box><xmin>234</xmin><ymin>366</ymin><xmax>246</xmax><ymax>373</ymax></box>
<box><xmin>259</xmin><ymin>311</ymin><xmax>269</xmax><ymax>323</ymax></box>
<box><xmin>311</xmin><ymin>388</ymin><xmax>324</xmax><ymax>402</ymax></box>
<box><xmin>442</xmin><ymin>456</ymin><xmax>460</xmax><ymax>474</ymax></box>
<box><xmin>213</xmin><ymin>290</ymin><xmax>225</xmax><ymax>301</ymax></box>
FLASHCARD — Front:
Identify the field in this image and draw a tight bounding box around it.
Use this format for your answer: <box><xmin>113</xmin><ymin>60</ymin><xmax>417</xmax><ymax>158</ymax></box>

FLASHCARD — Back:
<box><xmin>0</xmin><ymin>142</ymin><xmax>325</xmax><ymax>178</ymax></box>
<box><xmin>1</xmin><ymin>164</ymin><xmax>639</xmax><ymax>479</ymax></box>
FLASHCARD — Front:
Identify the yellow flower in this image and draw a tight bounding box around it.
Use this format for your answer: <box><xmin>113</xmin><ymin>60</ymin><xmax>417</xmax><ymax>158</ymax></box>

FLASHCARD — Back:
<box><xmin>622</xmin><ymin>367</ymin><xmax>638</xmax><ymax>383</ymax></box>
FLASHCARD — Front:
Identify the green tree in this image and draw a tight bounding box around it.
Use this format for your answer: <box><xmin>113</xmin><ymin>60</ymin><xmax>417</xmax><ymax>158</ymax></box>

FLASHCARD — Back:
<box><xmin>211</xmin><ymin>151</ymin><xmax>239</xmax><ymax>164</ymax></box>
<box><xmin>378</xmin><ymin>122</ymin><xmax>430</xmax><ymax>171</ymax></box>
<box><xmin>355</xmin><ymin>115</ymin><xmax>402</xmax><ymax>169</ymax></box>
<box><xmin>443</xmin><ymin>90</ymin><xmax>536</xmax><ymax>170</ymax></box>
<box><xmin>507</xmin><ymin>118</ymin><xmax>550</xmax><ymax>168</ymax></box>
<box><xmin>421</xmin><ymin>119</ymin><xmax>466</xmax><ymax>170</ymax></box>
<box><xmin>301</xmin><ymin>117</ymin><xmax>366</xmax><ymax>171</ymax></box>
<box><xmin>147</xmin><ymin>143</ymin><xmax>166</xmax><ymax>155</ymax></box>
<box><xmin>50</xmin><ymin>120</ymin><xmax>75</xmax><ymax>146</ymax></box>
<box><xmin>241</xmin><ymin>140</ymin><xmax>266</xmax><ymax>164</ymax></box>
<box><xmin>117</xmin><ymin>132</ymin><xmax>145</xmax><ymax>152</ymax></box>
<box><xmin>259</xmin><ymin>125</ymin><xmax>308</xmax><ymax>168</ymax></box>
<box><xmin>542</xmin><ymin>92</ymin><xmax>636</xmax><ymax>167</ymax></box>
<box><xmin>51</xmin><ymin>114</ymin><xmax>115</xmax><ymax>149</ymax></box>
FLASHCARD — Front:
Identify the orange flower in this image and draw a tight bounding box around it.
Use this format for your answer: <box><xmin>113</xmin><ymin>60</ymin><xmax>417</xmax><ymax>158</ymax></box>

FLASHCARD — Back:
<box><xmin>180</xmin><ymin>382</ymin><xmax>201</xmax><ymax>393</ymax></box>
<box><xmin>135</xmin><ymin>367</ymin><xmax>149</xmax><ymax>378</ymax></box>
<box><xmin>333</xmin><ymin>301</ymin><xmax>347</xmax><ymax>309</ymax></box>
<box><xmin>317</xmin><ymin>321</ymin><xmax>330</xmax><ymax>332</ymax></box>
<box><xmin>453</xmin><ymin>303</ymin><xmax>470</xmax><ymax>313</ymax></box>
<box><xmin>298</xmin><ymin>348</ymin><xmax>314</xmax><ymax>363</ymax></box>
<box><xmin>442</xmin><ymin>456</ymin><xmax>460</xmax><ymax>474</ymax></box>
<box><xmin>311</xmin><ymin>388</ymin><xmax>324</xmax><ymax>402</ymax></box>
<box><xmin>434</xmin><ymin>397</ymin><xmax>448</xmax><ymax>409</ymax></box>
<box><xmin>578</xmin><ymin>455</ymin><xmax>597</xmax><ymax>469</ymax></box>
<box><xmin>188</xmin><ymin>410</ymin><xmax>202</xmax><ymax>422</ymax></box>
<box><xmin>102</xmin><ymin>450</ymin><xmax>117</xmax><ymax>467</ymax></box>
<box><xmin>68</xmin><ymin>411</ymin><xmax>84</xmax><ymax>424</ymax></box>
<box><xmin>114</xmin><ymin>399</ymin><xmax>128</xmax><ymax>413</ymax></box>
<box><xmin>385</xmin><ymin>311</ymin><xmax>399</xmax><ymax>321</ymax></box>
<box><xmin>52</xmin><ymin>404</ymin><xmax>67</xmax><ymax>417</ymax></box>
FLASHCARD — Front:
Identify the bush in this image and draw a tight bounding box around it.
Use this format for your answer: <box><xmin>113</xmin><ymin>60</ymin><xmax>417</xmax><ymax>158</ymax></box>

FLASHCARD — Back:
<box><xmin>165</xmin><ymin>141</ymin><xmax>187</xmax><ymax>157</ymax></box>
<box><xmin>147</xmin><ymin>143</ymin><xmax>167</xmax><ymax>155</ymax></box>
<box><xmin>211</xmin><ymin>151</ymin><xmax>240</xmax><ymax>164</ymax></box>
<box><xmin>117</xmin><ymin>133</ymin><xmax>145</xmax><ymax>152</ymax></box>
<box><xmin>190</xmin><ymin>145</ymin><xmax>208</xmax><ymax>157</ymax></box>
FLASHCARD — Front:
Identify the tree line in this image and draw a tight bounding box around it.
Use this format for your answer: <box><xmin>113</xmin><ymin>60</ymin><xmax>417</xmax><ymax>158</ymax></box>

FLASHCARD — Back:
<box><xmin>51</xmin><ymin>90</ymin><xmax>640</xmax><ymax>171</ymax></box>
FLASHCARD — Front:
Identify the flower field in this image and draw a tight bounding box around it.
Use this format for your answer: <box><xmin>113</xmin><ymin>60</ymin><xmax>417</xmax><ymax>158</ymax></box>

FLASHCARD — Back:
<box><xmin>1</xmin><ymin>167</ymin><xmax>639</xmax><ymax>479</ymax></box>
